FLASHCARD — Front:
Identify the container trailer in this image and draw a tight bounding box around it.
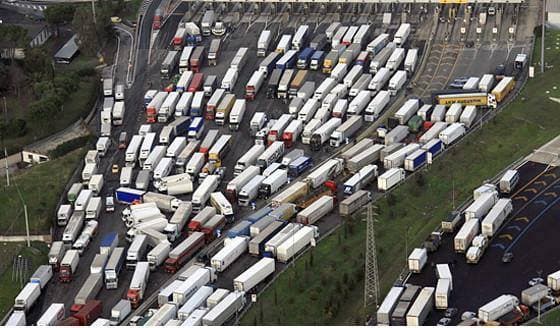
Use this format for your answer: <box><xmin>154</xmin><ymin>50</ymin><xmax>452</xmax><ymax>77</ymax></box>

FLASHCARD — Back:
<box><xmin>377</xmin><ymin>286</ymin><xmax>404</xmax><ymax>325</ymax></box>
<box><xmin>454</xmin><ymin>219</ymin><xmax>479</xmax><ymax>253</ymax></box>
<box><xmin>211</xmin><ymin>236</ymin><xmax>249</xmax><ymax>272</ymax></box>
<box><xmin>378</xmin><ymin>168</ymin><xmax>406</xmax><ymax>191</ymax></box>
<box><xmin>481</xmin><ymin>198</ymin><xmax>513</xmax><ymax>237</ymax></box>
<box><xmin>406</xmin><ymin>286</ymin><xmax>434</xmax><ymax>326</ymax></box>
<box><xmin>478</xmin><ymin>295</ymin><xmax>519</xmax><ymax>323</ymax></box>
<box><xmin>407</xmin><ymin>248</ymin><xmax>428</xmax><ymax>273</ymax></box>
<box><xmin>276</xmin><ymin>225</ymin><xmax>319</xmax><ymax>263</ymax></box>
<box><xmin>202</xmin><ymin>291</ymin><xmax>245</xmax><ymax>326</ymax></box>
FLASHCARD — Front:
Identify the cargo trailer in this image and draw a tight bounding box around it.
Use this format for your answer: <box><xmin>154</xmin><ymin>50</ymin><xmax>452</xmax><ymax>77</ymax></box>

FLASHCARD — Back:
<box><xmin>478</xmin><ymin>295</ymin><xmax>519</xmax><ymax>323</ymax></box>
<box><xmin>454</xmin><ymin>219</ymin><xmax>479</xmax><ymax>253</ymax></box>
<box><xmin>177</xmin><ymin>285</ymin><xmax>213</xmax><ymax>320</ymax></box>
<box><xmin>481</xmin><ymin>198</ymin><xmax>513</xmax><ymax>237</ymax></box>
<box><xmin>202</xmin><ymin>291</ymin><xmax>245</xmax><ymax>326</ymax></box>
<box><xmin>378</xmin><ymin>168</ymin><xmax>406</xmax><ymax>191</ymax></box>
<box><xmin>377</xmin><ymin>286</ymin><xmax>404</xmax><ymax>325</ymax></box>
<box><xmin>406</xmin><ymin>287</ymin><xmax>434</xmax><ymax>326</ymax></box>
<box><xmin>435</xmin><ymin>278</ymin><xmax>451</xmax><ymax>310</ymax></box>
<box><xmin>276</xmin><ymin>225</ymin><xmax>319</xmax><ymax>263</ymax></box>
<box><xmin>408</xmin><ymin>248</ymin><xmax>428</xmax><ymax>273</ymax></box>
<box><xmin>211</xmin><ymin>236</ymin><xmax>249</xmax><ymax>272</ymax></box>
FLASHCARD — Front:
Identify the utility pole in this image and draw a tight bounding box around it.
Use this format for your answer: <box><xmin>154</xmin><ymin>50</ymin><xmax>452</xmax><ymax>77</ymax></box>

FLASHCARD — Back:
<box><xmin>91</xmin><ymin>0</ymin><xmax>97</xmax><ymax>25</ymax></box>
<box><xmin>3</xmin><ymin>96</ymin><xmax>10</xmax><ymax>187</ymax></box>
<box><xmin>541</xmin><ymin>0</ymin><xmax>546</xmax><ymax>73</ymax></box>
<box><xmin>24</xmin><ymin>205</ymin><xmax>30</xmax><ymax>247</ymax></box>
<box><xmin>364</xmin><ymin>203</ymin><xmax>380</xmax><ymax>316</ymax></box>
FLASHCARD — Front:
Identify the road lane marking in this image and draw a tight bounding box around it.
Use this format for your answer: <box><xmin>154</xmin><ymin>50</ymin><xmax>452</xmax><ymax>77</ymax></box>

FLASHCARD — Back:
<box><xmin>499</xmin><ymin>234</ymin><xmax>513</xmax><ymax>241</ymax></box>
<box><xmin>514</xmin><ymin>217</ymin><xmax>528</xmax><ymax>223</ymax></box>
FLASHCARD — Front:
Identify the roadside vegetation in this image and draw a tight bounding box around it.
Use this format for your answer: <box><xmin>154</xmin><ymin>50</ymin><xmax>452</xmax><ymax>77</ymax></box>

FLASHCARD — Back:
<box><xmin>0</xmin><ymin>0</ymin><xmax>131</xmax><ymax>155</ymax></box>
<box><xmin>0</xmin><ymin>149</ymin><xmax>85</xmax><ymax>235</ymax></box>
<box><xmin>534</xmin><ymin>306</ymin><xmax>560</xmax><ymax>325</ymax></box>
<box><xmin>0</xmin><ymin>242</ymin><xmax>48</xmax><ymax>318</ymax></box>
<box><xmin>241</xmin><ymin>30</ymin><xmax>560</xmax><ymax>324</ymax></box>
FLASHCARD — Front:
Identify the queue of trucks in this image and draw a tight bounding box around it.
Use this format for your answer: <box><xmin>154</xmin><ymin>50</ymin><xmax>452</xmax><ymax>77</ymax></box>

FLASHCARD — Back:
<box><xmin>14</xmin><ymin>12</ymin><xmax>527</xmax><ymax>326</ymax></box>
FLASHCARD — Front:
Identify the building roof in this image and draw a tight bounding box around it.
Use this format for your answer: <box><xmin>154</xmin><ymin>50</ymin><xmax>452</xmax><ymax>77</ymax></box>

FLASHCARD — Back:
<box><xmin>54</xmin><ymin>34</ymin><xmax>79</xmax><ymax>60</ymax></box>
<box><xmin>547</xmin><ymin>0</ymin><xmax>560</xmax><ymax>13</ymax></box>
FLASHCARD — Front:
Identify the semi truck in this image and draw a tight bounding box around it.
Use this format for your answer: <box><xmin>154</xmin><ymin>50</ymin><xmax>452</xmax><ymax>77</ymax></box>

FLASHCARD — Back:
<box><xmin>434</xmin><ymin>92</ymin><xmax>497</xmax><ymax>108</ymax></box>
<box><xmin>257</xmin><ymin>30</ymin><xmax>272</xmax><ymax>57</ymax></box>
<box><xmin>304</xmin><ymin>158</ymin><xmax>344</xmax><ymax>189</ymax></box>
<box><xmin>343</xmin><ymin>165</ymin><xmax>377</xmax><ymax>195</ymax></box>
<box><xmin>14</xmin><ymin>282</ymin><xmax>41</xmax><ymax>312</ymax></box>
<box><xmin>296</xmin><ymin>195</ymin><xmax>334</xmax><ymax>225</ymax></box>
<box><xmin>407</xmin><ymin>248</ymin><xmax>428</xmax><ymax>273</ymax></box>
<box><xmin>164</xmin><ymin>232</ymin><xmax>205</xmax><ymax>273</ymax></box>
<box><xmin>377</xmin><ymin>286</ymin><xmax>405</xmax><ymax>325</ymax></box>
<box><xmin>234</xmin><ymin>258</ymin><xmax>275</xmax><ymax>292</ymax></box>
<box><xmin>478</xmin><ymin>295</ymin><xmax>519</xmax><ymax>323</ymax></box>
<box><xmin>72</xmin><ymin>272</ymin><xmax>102</xmax><ymax>310</ymax></box>
<box><xmin>276</xmin><ymin>225</ymin><xmax>319</xmax><ymax>263</ymax></box>
<box><xmin>202</xmin><ymin>291</ymin><xmax>245</xmax><ymax>326</ymax></box>
<box><xmin>406</xmin><ymin>287</ymin><xmax>434</xmax><ymax>326</ymax></box>
<box><xmin>330</xmin><ymin>115</ymin><xmax>362</xmax><ymax>147</ymax></box>
<box><xmin>127</xmin><ymin>262</ymin><xmax>150</xmax><ymax>308</ymax></box>
<box><xmin>378</xmin><ymin>168</ymin><xmax>406</xmax><ymax>191</ymax></box>
<box><xmin>211</xmin><ymin>236</ymin><xmax>249</xmax><ymax>272</ymax></box>
<box><xmin>481</xmin><ymin>198</ymin><xmax>512</xmax><ymax>236</ymax></box>
<box><xmin>104</xmin><ymin>247</ymin><xmax>125</xmax><ymax>289</ymax></box>
<box><xmin>454</xmin><ymin>219</ymin><xmax>479</xmax><ymax>253</ymax></box>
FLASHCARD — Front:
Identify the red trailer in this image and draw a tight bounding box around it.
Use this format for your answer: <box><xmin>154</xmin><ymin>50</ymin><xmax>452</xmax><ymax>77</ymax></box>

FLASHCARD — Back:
<box><xmin>152</xmin><ymin>9</ymin><xmax>162</xmax><ymax>30</ymax></box>
<box><xmin>73</xmin><ymin>300</ymin><xmax>102</xmax><ymax>325</ymax></box>
<box><xmin>58</xmin><ymin>317</ymin><xmax>80</xmax><ymax>326</ymax></box>
<box><xmin>188</xmin><ymin>73</ymin><xmax>204</xmax><ymax>93</ymax></box>
<box><xmin>200</xmin><ymin>214</ymin><xmax>226</xmax><ymax>242</ymax></box>
<box><xmin>164</xmin><ymin>232</ymin><xmax>205</xmax><ymax>273</ymax></box>
<box><xmin>189</xmin><ymin>46</ymin><xmax>205</xmax><ymax>73</ymax></box>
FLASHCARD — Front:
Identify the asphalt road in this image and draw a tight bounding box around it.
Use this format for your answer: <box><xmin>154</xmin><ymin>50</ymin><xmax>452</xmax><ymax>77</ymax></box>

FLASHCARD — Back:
<box><xmin>412</xmin><ymin>2</ymin><xmax>538</xmax><ymax>102</ymax></box>
<box><xmin>407</xmin><ymin>161</ymin><xmax>560</xmax><ymax>325</ymax></box>
<box><xmin>25</xmin><ymin>1</ymin><xmax>539</xmax><ymax>324</ymax></box>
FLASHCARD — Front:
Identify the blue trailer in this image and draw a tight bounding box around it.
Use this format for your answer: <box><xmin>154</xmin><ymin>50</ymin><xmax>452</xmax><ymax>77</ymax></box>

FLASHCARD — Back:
<box><xmin>172</xmin><ymin>117</ymin><xmax>191</xmax><ymax>136</ymax></box>
<box><xmin>249</xmin><ymin>220</ymin><xmax>287</xmax><ymax>256</ymax></box>
<box><xmin>259</xmin><ymin>52</ymin><xmax>280</xmax><ymax>77</ymax></box>
<box><xmin>404</xmin><ymin>149</ymin><xmax>427</xmax><ymax>172</ymax></box>
<box><xmin>276</xmin><ymin>50</ymin><xmax>298</xmax><ymax>70</ymax></box>
<box><xmin>100</xmin><ymin>232</ymin><xmax>119</xmax><ymax>255</ymax></box>
<box><xmin>296</xmin><ymin>48</ymin><xmax>315</xmax><ymax>69</ymax></box>
<box><xmin>115</xmin><ymin>187</ymin><xmax>145</xmax><ymax>204</ymax></box>
<box><xmin>288</xmin><ymin>156</ymin><xmax>313</xmax><ymax>177</ymax></box>
<box><xmin>187</xmin><ymin>117</ymin><xmax>205</xmax><ymax>139</ymax></box>
<box><xmin>421</xmin><ymin>138</ymin><xmax>444</xmax><ymax>162</ymax></box>
<box><xmin>245</xmin><ymin>206</ymin><xmax>273</xmax><ymax>223</ymax></box>
<box><xmin>227</xmin><ymin>220</ymin><xmax>252</xmax><ymax>238</ymax></box>
<box><xmin>309</xmin><ymin>51</ymin><xmax>325</xmax><ymax>71</ymax></box>
<box><xmin>186</xmin><ymin>31</ymin><xmax>202</xmax><ymax>46</ymax></box>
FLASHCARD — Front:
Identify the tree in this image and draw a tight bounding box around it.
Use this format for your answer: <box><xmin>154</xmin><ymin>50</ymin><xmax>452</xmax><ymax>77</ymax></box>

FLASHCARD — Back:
<box><xmin>0</xmin><ymin>63</ymin><xmax>9</xmax><ymax>92</ymax></box>
<box><xmin>22</xmin><ymin>47</ymin><xmax>51</xmax><ymax>80</ymax></box>
<box><xmin>72</xmin><ymin>6</ymin><xmax>99</xmax><ymax>56</ymax></box>
<box><xmin>44</xmin><ymin>4</ymin><xmax>76</xmax><ymax>35</ymax></box>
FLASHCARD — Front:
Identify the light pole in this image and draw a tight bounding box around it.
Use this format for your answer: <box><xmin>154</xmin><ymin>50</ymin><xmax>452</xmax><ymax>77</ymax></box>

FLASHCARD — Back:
<box><xmin>3</xmin><ymin>96</ymin><xmax>9</xmax><ymax>187</ymax></box>
<box><xmin>542</xmin><ymin>0</ymin><xmax>546</xmax><ymax>73</ymax></box>
<box><xmin>15</xmin><ymin>182</ymin><xmax>30</xmax><ymax>247</ymax></box>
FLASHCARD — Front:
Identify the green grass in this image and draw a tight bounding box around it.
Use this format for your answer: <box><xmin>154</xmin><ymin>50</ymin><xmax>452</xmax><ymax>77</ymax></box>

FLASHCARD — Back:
<box><xmin>0</xmin><ymin>149</ymin><xmax>85</xmax><ymax>235</ymax></box>
<box><xmin>122</xmin><ymin>0</ymin><xmax>143</xmax><ymax>22</ymax></box>
<box><xmin>241</xmin><ymin>31</ymin><xmax>560</xmax><ymax>325</ymax></box>
<box><xmin>533</xmin><ymin>307</ymin><xmax>560</xmax><ymax>325</ymax></box>
<box><xmin>0</xmin><ymin>242</ymin><xmax>49</xmax><ymax>318</ymax></box>
<box><xmin>4</xmin><ymin>77</ymin><xmax>97</xmax><ymax>154</ymax></box>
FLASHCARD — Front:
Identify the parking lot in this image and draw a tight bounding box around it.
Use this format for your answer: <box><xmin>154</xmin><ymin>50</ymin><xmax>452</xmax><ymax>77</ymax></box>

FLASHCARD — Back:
<box><xmin>20</xmin><ymin>0</ymin><xmax>541</xmax><ymax>324</ymax></box>
<box><xmin>407</xmin><ymin>148</ymin><xmax>560</xmax><ymax>325</ymax></box>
